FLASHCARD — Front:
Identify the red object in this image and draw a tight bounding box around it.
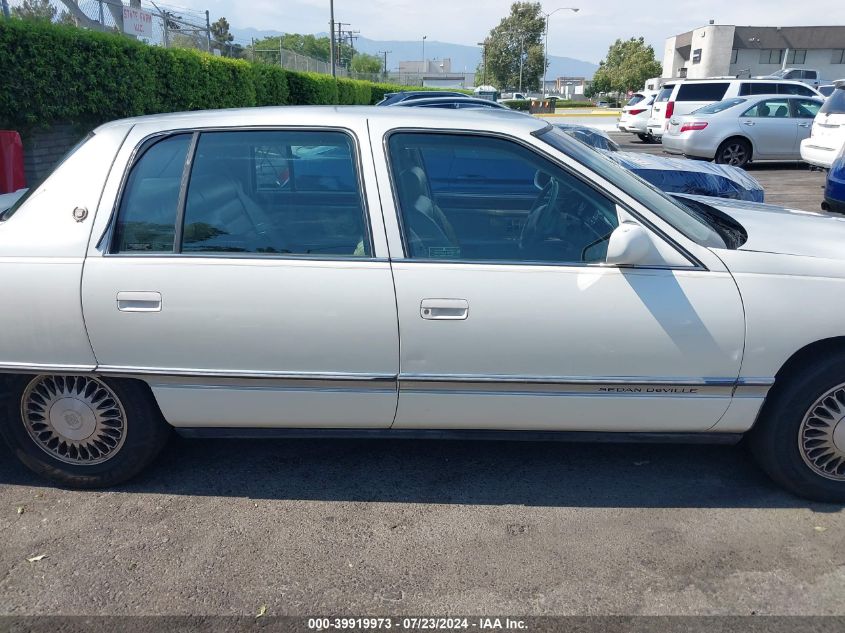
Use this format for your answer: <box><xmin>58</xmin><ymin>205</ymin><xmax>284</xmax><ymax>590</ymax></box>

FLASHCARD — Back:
<box><xmin>0</xmin><ymin>130</ymin><xmax>26</xmax><ymax>194</ymax></box>
<box><xmin>665</xmin><ymin>101</ymin><xmax>675</xmax><ymax>119</ymax></box>
<box><xmin>628</xmin><ymin>108</ymin><xmax>646</xmax><ymax>115</ymax></box>
<box><xmin>680</xmin><ymin>121</ymin><xmax>709</xmax><ymax>133</ymax></box>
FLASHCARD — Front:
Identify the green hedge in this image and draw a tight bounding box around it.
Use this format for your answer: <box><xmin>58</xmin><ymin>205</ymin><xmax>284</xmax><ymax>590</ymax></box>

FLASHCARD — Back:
<box><xmin>0</xmin><ymin>19</ymin><xmax>461</xmax><ymax>130</ymax></box>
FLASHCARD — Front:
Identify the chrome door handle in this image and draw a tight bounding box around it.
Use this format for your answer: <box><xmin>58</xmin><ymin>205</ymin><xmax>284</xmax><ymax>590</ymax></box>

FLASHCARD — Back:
<box><xmin>743</xmin><ymin>121</ymin><xmax>755</xmax><ymax>126</ymax></box>
<box><xmin>797</xmin><ymin>122</ymin><xmax>811</xmax><ymax>128</ymax></box>
<box><xmin>116</xmin><ymin>291</ymin><xmax>162</xmax><ymax>312</ymax></box>
<box><xmin>420</xmin><ymin>298</ymin><xmax>469</xmax><ymax>320</ymax></box>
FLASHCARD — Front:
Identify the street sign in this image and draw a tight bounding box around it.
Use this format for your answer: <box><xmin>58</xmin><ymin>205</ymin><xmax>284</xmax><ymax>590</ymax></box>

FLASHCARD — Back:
<box><xmin>123</xmin><ymin>6</ymin><xmax>153</xmax><ymax>38</ymax></box>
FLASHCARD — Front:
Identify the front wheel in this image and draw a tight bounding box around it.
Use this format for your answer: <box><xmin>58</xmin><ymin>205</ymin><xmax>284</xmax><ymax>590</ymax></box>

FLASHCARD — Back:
<box><xmin>749</xmin><ymin>355</ymin><xmax>845</xmax><ymax>502</ymax></box>
<box><xmin>0</xmin><ymin>375</ymin><xmax>171</xmax><ymax>488</ymax></box>
<box><xmin>715</xmin><ymin>138</ymin><xmax>751</xmax><ymax>168</ymax></box>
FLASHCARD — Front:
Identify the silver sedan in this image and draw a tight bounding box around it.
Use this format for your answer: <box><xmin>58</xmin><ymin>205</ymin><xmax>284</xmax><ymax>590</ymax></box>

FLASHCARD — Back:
<box><xmin>662</xmin><ymin>95</ymin><xmax>823</xmax><ymax>168</ymax></box>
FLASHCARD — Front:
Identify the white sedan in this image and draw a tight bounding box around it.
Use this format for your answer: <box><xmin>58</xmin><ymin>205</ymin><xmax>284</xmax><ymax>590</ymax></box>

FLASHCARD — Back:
<box><xmin>2</xmin><ymin>107</ymin><xmax>845</xmax><ymax>501</ymax></box>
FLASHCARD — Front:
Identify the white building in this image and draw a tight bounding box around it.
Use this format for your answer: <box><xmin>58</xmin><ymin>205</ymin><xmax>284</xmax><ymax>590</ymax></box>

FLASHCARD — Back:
<box><xmin>662</xmin><ymin>24</ymin><xmax>845</xmax><ymax>81</ymax></box>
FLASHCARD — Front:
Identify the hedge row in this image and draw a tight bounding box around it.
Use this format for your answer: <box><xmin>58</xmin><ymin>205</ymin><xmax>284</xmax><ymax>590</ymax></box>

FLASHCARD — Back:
<box><xmin>0</xmin><ymin>19</ymin><xmax>459</xmax><ymax>130</ymax></box>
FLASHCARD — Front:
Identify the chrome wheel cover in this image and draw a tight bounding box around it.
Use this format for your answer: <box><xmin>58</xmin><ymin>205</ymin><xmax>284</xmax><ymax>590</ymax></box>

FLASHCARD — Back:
<box><xmin>21</xmin><ymin>375</ymin><xmax>127</xmax><ymax>466</ymax></box>
<box><xmin>798</xmin><ymin>384</ymin><xmax>845</xmax><ymax>481</ymax></box>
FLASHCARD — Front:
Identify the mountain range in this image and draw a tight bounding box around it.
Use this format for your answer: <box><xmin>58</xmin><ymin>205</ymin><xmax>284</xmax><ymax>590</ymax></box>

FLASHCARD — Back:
<box><xmin>231</xmin><ymin>28</ymin><xmax>598</xmax><ymax>79</ymax></box>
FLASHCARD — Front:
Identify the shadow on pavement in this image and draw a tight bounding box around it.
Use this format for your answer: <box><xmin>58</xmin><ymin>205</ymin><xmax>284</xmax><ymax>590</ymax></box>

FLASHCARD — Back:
<box><xmin>0</xmin><ymin>434</ymin><xmax>836</xmax><ymax>510</ymax></box>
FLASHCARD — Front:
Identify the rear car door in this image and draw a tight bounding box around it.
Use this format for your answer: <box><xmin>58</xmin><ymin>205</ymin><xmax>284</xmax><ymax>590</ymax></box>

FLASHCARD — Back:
<box><xmin>82</xmin><ymin>124</ymin><xmax>399</xmax><ymax>429</ymax></box>
<box><xmin>738</xmin><ymin>98</ymin><xmax>798</xmax><ymax>158</ymax></box>
<box><xmin>792</xmin><ymin>98</ymin><xmax>823</xmax><ymax>149</ymax></box>
<box><xmin>370</xmin><ymin>124</ymin><xmax>745</xmax><ymax>433</ymax></box>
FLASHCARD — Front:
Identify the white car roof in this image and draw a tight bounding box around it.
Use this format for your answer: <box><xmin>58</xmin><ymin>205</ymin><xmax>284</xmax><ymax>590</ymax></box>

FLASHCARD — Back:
<box><xmin>94</xmin><ymin>105</ymin><xmax>548</xmax><ymax>135</ymax></box>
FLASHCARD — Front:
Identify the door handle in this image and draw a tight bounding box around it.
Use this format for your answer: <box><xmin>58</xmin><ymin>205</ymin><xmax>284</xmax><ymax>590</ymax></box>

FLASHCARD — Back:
<box><xmin>743</xmin><ymin>121</ymin><xmax>755</xmax><ymax>126</ymax></box>
<box><xmin>116</xmin><ymin>291</ymin><xmax>162</xmax><ymax>312</ymax></box>
<box><xmin>797</xmin><ymin>122</ymin><xmax>811</xmax><ymax>128</ymax></box>
<box><xmin>420</xmin><ymin>298</ymin><xmax>468</xmax><ymax>320</ymax></box>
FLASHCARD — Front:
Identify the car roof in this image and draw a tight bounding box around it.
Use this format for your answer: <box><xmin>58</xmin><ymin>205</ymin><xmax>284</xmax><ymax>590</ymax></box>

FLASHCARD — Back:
<box><xmin>94</xmin><ymin>105</ymin><xmax>545</xmax><ymax>135</ymax></box>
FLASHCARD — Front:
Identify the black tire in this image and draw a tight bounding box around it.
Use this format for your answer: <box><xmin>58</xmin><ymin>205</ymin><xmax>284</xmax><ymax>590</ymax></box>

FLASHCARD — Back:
<box><xmin>715</xmin><ymin>137</ymin><xmax>752</xmax><ymax>168</ymax></box>
<box><xmin>749</xmin><ymin>354</ymin><xmax>845</xmax><ymax>503</ymax></box>
<box><xmin>637</xmin><ymin>133</ymin><xmax>650</xmax><ymax>143</ymax></box>
<box><xmin>0</xmin><ymin>375</ymin><xmax>171</xmax><ymax>488</ymax></box>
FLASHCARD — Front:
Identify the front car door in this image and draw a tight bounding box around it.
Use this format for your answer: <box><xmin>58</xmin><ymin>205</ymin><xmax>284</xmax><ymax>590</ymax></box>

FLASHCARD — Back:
<box><xmin>738</xmin><ymin>98</ymin><xmax>798</xmax><ymax>158</ymax></box>
<box><xmin>368</xmin><ymin>118</ymin><xmax>746</xmax><ymax>433</ymax></box>
<box><xmin>82</xmin><ymin>115</ymin><xmax>399</xmax><ymax>428</ymax></box>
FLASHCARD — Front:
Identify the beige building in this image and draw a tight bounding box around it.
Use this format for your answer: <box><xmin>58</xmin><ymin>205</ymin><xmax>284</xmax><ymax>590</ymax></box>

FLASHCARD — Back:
<box><xmin>662</xmin><ymin>24</ymin><xmax>845</xmax><ymax>81</ymax></box>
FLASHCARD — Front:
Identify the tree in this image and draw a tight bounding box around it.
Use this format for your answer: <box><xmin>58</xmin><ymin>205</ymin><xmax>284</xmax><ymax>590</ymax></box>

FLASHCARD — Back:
<box><xmin>590</xmin><ymin>37</ymin><xmax>662</xmax><ymax>99</ymax></box>
<box><xmin>480</xmin><ymin>2</ymin><xmax>545</xmax><ymax>92</ymax></box>
<box><xmin>11</xmin><ymin>0</ymin><xmax>56</xmax><ymax>21</ymax></box>
<box><xmin>210</xmin><ymin>16</ymin><xmax>235</xmax><ymax>56</ymax></box>
<box><xmin>350</xmin><ymin>53</ymin><xmax>382</xmax><ymax>74</ymax></box>
<box><xmin>249</xmin><ymin>34</ymin><xmax>352</xmax><ymax>68</ymax></box>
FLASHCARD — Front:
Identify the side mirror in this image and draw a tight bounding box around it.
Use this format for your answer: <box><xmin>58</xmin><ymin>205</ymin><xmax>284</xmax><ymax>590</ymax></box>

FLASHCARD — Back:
<box><xmin>605</xmin><ymin>221</ymin><xmax>652</xmax><ymax>266</ymax></box>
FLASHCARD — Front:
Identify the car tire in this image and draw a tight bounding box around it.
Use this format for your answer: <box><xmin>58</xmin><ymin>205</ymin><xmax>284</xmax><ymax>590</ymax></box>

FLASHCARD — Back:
<box><xmin>749</xmin><ymin>354</ymin><xmax>845</xmax><ymax>503</ymax></box>
<box><xmin>0</xmin><ymin>374</ymin><xmax>171</xmax><ymax>488</ymax></box>
<box><xmin>637</xmin><ymin>133</ymin><xmax>650</xmax><ymax>143</ymax></box>
<box><xmin>715</xmin><ymin>138</ymin><xmax>752</xmax><ymax>168</ymax></box>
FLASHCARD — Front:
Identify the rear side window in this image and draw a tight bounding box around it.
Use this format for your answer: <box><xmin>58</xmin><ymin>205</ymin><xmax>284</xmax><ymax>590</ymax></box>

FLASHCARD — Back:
<box><xmin>113</xmin><ymin>134</ymin><xmax>191</xmax><ymax>253</ymax></box>
<box><xmin>821</xmin><ymin>88</ymin><xmax>845</xmax><ymax>115</ymax></box>
<box><xmin>793</xmin><ymin>99</ymin><xmax>822</xmax><ymax>118</ymax></box>
<box><xmin>740</xmin><ymin>82</ymin><xmax>778</xmax><ymax>96</ymax></box>
<box><xmin>655</xmin><ymin>86</ymin><xmax>674</xmax><ymax>102</ymax></box>
<box><xmin>626</xmin><ymin>94</ymin><xmax>645</xmax><ymax>106</ymax></box>
<box><xmin>676</xmin><ymin>83</ymin><xmax>729</xmax><ymax>102</ymax></box>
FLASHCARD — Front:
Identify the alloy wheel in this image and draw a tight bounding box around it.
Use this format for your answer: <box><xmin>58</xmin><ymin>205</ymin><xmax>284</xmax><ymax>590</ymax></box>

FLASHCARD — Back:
<box><xmin>798</xmin><ymin>384</ymin><xmax>845</xmax><ymax>481</ymax></box>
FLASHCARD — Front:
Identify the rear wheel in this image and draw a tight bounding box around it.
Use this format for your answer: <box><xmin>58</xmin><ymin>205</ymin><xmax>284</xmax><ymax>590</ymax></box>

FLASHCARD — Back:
<box><xmin>0</xmin><ymin>375</ymin><xmax>170</xmax><ymax>488</ymax></box>
<box><xmin>715</xmin><ymin>138</ymin><xmax>752</xmax><ymax>168</ymax></box>
<box><xmin>749</xmin><ymin>355</ymin><xmax>845</xmax><ymax>502</ymax></box>
<box><xmin>637</xmin><ymin>133</ymin><xmax>650</xmax><ymax>142</ymax></box>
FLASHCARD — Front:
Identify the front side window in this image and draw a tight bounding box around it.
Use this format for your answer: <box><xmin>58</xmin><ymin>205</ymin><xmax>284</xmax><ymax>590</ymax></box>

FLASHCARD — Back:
<box><xmin>742</xmin><ymin>99</ymin><xmax>792</xmax><ymax>118</ymax></box>
<box><xmin>387</xmin><ymin>133</ymin><xmax>620</xmax><ymax>265</ymax></box>
<box><xmin>113</xmin><ymin>134</ymin><xmax>191</xmax><ymax>253</ymax></box>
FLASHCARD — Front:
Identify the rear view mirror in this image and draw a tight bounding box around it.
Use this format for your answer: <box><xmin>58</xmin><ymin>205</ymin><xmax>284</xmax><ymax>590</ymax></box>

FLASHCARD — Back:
<box><xmin>605</xmin><ymin>222</ymin><xmax>652</xmax><ymax>266</ymax></box>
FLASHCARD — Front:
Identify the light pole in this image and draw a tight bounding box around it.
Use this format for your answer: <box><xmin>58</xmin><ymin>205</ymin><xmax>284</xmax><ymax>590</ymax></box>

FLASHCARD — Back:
<box><xmin>329</xmin><ymin>0</ymin><xmax>336</xmax><ymax>77</ymax></box>
<box><xmin>542</xmin><ymin>7</ymin><xmax>578</xmax><ymax>97</ymax></box>
<box><xmin>518</xmin><ymin>33</ymin><xmax>526</xmax><ymax>93</ymax></box>
<box><xmin>477</xmin><ymin>40</ymin><xmax>487</xmax><ymax>85</ymax></box>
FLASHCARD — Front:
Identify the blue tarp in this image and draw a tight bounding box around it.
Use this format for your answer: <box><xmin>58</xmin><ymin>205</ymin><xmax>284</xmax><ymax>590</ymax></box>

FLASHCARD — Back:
<box><xmin>605</xmin><ymin>151</ymin><xmax>765</xmax><ymax>203</ymax></box>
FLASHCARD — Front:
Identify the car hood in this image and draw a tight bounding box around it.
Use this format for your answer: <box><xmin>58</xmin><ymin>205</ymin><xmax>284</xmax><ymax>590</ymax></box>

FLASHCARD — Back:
<box><xmin>679</xmin><ymin>194</ymin><xmax>845</xmax><ymax>259</ymax></box>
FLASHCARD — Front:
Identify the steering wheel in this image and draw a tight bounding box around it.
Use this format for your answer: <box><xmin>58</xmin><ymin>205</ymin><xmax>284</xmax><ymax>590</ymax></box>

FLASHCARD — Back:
<box><xmin>519</xmin><ymin>178</ymin><xmax>560</xmax><ymax>252</ymax></box>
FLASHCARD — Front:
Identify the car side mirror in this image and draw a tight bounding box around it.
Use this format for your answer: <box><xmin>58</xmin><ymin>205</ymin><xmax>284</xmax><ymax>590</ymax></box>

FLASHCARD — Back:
<box><xmin>605</xmin><ymin>221</ymin><xmax>652</xmax><ymax>266</ymax></box>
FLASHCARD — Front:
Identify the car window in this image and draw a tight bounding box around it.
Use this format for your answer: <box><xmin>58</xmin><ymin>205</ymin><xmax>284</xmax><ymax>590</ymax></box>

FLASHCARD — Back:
<box><xmin>741</xmin><ymin>99</ymin><xmax>792</xmax><ymax>118</ymax></box>
<box><xmin>626</xmin><ymin>94</ymin><xmax>645</xmax><ymax>106</ymax></box>
<box><xmin>693</xmin><ymin>98</ymin><xmax>746</xmax><ymax>114</ymax></box>
<box><xmin>779</xmin><ymin>83</ymin><xmax>816</xmax><ymax>97</ymax></box>
<box><xmin>821</xmin><ymin>88</ymin><xmax>845</xmax><ymax>115</ymax></box>
<box><xmin>655</xmin><ymin>86</ymin><xmax>674</xmax><ymax>103</ymax></box>
<box><xmin>740</xmin><ymin>82</ymin><xmax>778</xmax><ymax>96</ymax></box>
<box><xmin>387</xmin><ymin>133</ymin><xmax>620</xmax><ymax>265</ymax></box>
<box><xmin>180</xmin><ymin>130</ymin><xmax>370</xmax><ymax>257</ymax></box>
<box><xmin>675</xmin><ymin>83</ymin><xmax>729</xmax><ymax>102</ymax></box>
<box><xmin>793</xmin><ymin>99</ymin><xmax>822</xmax><ymax>118</ymax></box>
<box><xmin>113</xmin><ymin>134</ymin><xmax>192</xmax><ymax>253</ymax></box>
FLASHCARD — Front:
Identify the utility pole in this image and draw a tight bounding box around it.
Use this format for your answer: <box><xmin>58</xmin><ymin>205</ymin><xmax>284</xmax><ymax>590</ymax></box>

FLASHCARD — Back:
<box><xmin>378</xmin><ymin>50</ymin><xmax>391</xmax><ymax>78</ymax></box>
<box><xmin>477</xmin><ymin>40</ymin><xmax>487</xmax><ymax>85</ymax></box>
<box><xmin>518</xmin><ymin>33</ymin><xmax>525</xmax><ymax>93</ymax></box>
<box><xmin>329</xmin><ymin>0</ymin><xmax>336</xmax><ymax>77</ymax></box>
<box><xmin>335</xmin><ymin>22</ymin><xmax>349</xmax><ymax>71</ymax></box>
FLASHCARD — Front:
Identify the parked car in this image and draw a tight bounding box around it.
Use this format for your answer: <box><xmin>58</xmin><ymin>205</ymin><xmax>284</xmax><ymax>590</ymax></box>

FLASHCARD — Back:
<box><xmin>617</xmin><ymin>91</ymin><xmax>658</xmax><ymax>142</ymax></box>
<box><xmin>647</xmin><ymin>79</ymin><xmax>822</xmax><ymax>140</ymax></box>
<box><xmin>392</xmin><ymin>96</ymin><xmax>509</xmax><ymax>110</ymax></box>
<box><xmin>756</xmin><ymin>68</ymin><xmax>822</xmax><ymax>89</ymax></box>
<box><xmin>800</xmin><ymin>79</ymin><xmax>845</xmax><ymax>169</ymax></box>
<box><xmin>375</xmin><ymin>90</ymin><xmax>470</xmax><ymax>106</ymax></box>
<box><xmin>662</xmin><ymin>95</ymin><xmax>824</xmax><ymax>167</ymax></box>
<box><xmin>555</xmin><ymin>123</ymin><xmax>763</xmax><ymax>201</ymax></box>
<box><xmin>823</xmin><ymin>147</ymin><xmax>845</xmax><ymax>213</ymax></box>
<box><xmin>6</xmin><ymin>106</ymin><xmax>845</xmax><ymax>501</ymax></box>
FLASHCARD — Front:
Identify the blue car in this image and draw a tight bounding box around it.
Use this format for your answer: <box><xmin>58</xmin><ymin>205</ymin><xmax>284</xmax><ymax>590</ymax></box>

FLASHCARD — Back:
<box><xmin>555</xmin><ymin>123</ymin><xmax>765</xmax><ymax>203</ymax></box>
<box><xmin>824</xmin><ymin>150</ymin><xmax>845</xmax><ymax>214</ymax></box>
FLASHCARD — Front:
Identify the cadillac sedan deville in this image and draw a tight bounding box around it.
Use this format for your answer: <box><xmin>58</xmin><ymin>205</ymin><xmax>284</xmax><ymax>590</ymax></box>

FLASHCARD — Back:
<box><xmin>2</xmin><ymin>107</ymin><xmax>845</xmax><ymax>502</ymax></box>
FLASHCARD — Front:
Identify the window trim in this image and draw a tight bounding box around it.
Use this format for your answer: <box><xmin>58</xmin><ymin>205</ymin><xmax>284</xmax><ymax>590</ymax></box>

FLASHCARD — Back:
<box><xmin>104</xmin><ymin>125</ymin><xmax>378</xmax><ymax>262</ymax></box>
<box><xmin>382</xmin><ymin>127</ymin><xmax>702</xmax><ymax>271</ymax></box>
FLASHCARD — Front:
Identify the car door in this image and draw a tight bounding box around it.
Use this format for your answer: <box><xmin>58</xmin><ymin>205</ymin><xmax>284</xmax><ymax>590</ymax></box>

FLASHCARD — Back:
<box><xmin>738</xmin><ymin>98</ymin><xmax>797</xmax><ymax>158</ymax></box>
<box><xmin>792</xmin><ymin>98</ymin><xmax>823</xmax><ymax>151</ymax></box>
<box><xmin>370</xmin><ymin>125</ymin><xmax>745</xmax><ymax>432</ymax></box>
<box><xmin>82</xmin><ymin>124</ymin><xmax>399</xmax><ymax>429</ymax></box>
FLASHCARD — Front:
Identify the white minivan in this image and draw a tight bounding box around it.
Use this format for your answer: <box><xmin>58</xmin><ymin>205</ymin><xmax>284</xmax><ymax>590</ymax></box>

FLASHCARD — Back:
<box><xmin>647</xmin><ymin>79</ymin><xmax>822</xmax><ymax>140</ymax></box>
<box><xmin>801</xmin><ymin>79</ymin><xmax>845</xmax><ymax>169</ymax></box>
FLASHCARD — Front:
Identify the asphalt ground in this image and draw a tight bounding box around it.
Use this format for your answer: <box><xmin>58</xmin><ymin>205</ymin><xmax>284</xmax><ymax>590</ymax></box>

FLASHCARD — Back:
<box><xmin>0</xmin><ymin>129</ymin><xmax>842</xmax><ymax>619</ymax></box>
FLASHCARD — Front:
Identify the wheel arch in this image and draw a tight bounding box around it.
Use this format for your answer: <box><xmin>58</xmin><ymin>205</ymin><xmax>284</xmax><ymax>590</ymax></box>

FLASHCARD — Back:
<box><xmin>772</xmin><ymin>336</ymin><xmax>845</xmax><ymax>384</ymax></box>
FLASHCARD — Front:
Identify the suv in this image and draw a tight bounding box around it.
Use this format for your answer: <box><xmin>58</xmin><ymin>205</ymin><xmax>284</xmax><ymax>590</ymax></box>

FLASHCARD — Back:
<box><xmin>801</xmin><ymin>80</ymin><xmax>845</xmax><ymax>169</ymax></box>
<box><xmin>647</xmin><ymin>79</ymin><xmax>822</xmax><ymax>140</ymax></box>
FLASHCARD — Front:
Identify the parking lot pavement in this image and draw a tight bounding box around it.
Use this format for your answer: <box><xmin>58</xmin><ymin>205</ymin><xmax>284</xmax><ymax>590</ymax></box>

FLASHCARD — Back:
<box><xmin>0</xmin><ymin>137</ymin><xmax>842</xmax><ymax>618</ymax></box>
<box><xmin>609</xmin><ymin>132</ymin><xmax>828</xmax><ymax>212</ymax></box>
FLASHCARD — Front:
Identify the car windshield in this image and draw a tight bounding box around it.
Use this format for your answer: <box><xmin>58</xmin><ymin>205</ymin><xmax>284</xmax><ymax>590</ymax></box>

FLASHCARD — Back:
<box><xmin>655</xmin><ymin>86</ymin><xmax>673</xmax><ymax>102</ymax></box>
<box><xmin>537</xmin><ymin>126</ymin><xmax>727</xmax><ymax>249</ymax></box>
<box><xmin>693</xmin><ymin>98</ymin><xmax>747</xmax><ymax>115</ymax></box>
<box><xmin>768</xmin><ymin>69</ymin><xmax>788</xmax><ymax>78</ymax></box>
<box><xmin>820</xmin><ymin>87</ymin><xmax>845</xmax><ymax>115</ymax></box>
<box><xmin>0</xmin><ymin>132</ymin><xmax>95</xmax><ymax>222</ymax></box>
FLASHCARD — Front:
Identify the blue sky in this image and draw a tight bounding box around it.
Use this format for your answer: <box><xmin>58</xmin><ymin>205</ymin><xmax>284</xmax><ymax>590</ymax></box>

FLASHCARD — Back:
<box><xmin>185</xmin><ymin>0</ymin><xmax>845</xmax><ymax>63</ymax></box>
